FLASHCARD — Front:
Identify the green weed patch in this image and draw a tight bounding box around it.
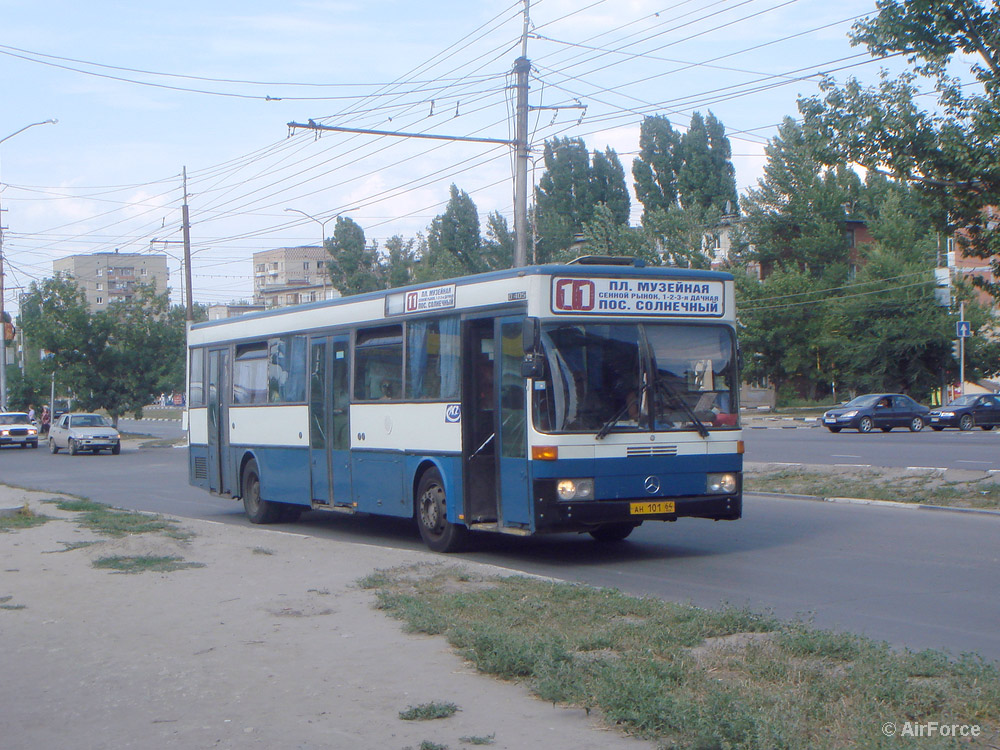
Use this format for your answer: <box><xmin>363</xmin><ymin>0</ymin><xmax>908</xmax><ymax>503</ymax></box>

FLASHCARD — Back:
<box><xmin>92</xmin><ymin>555</ymin><xmax>205</xmax><ymax>574</ymax></box>
<box><xmin>0</xmin><ymin>505</ymin><xmax>52</xmax><ymax>532</ymax></box>
<box><xmin>363</xmin><ymin>565</ymin><xmax>1000</xmax><ymax>748</ymax></box>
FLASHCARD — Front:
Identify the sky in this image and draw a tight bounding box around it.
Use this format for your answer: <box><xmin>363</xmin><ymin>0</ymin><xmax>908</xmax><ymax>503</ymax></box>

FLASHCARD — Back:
<box><xmin>0</xmin><ymin>0</ymin><xmax>912</xmax><ymax>313</ymax></box>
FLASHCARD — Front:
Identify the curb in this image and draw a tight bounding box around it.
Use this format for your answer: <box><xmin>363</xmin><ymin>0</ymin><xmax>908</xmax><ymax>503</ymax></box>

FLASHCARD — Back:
<box><xmin>749</xmin><ymin>491</ymin><xmax>1000</xmax><ymax>517</ymax></box>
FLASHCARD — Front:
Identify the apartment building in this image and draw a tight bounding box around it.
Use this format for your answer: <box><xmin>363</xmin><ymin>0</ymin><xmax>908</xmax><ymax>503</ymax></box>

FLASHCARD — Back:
<box><xmin>253</xmin><ymin>246</ymin><xmax>340</xmax><ymax>308</ymax></box>
<box><xmin>52</xmin><ymin>252</ymin><xmax>169</xmax><ymax>312</ymax></box>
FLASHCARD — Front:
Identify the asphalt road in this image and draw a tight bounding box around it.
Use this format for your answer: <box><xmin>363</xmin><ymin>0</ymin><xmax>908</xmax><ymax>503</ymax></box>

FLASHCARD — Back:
<box><xmin>746</xmin><ymin>423</ymin><xmax>1000</xmax><ymax>471</ymax></box>
<box><xmin>4</xmin><ymin>438</ymin><xmax>999</xmax><ymax>662</ymax></box>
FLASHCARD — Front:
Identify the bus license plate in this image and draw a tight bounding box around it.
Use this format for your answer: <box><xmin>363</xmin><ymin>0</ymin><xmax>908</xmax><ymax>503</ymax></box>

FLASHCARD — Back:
<box><xmin>630</xmin><ymin>501</ymin><xmax>675</xmax><ymax>515</ymax></box>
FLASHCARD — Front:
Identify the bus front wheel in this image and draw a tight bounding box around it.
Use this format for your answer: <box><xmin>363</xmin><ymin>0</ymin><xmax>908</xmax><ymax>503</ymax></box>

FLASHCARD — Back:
<box><xmin>588</xmin><ymin>522</ymin><xmax>639</xmax><ymax>543</ymax></box>
<box><xmin>242</xmin><ymin>459</ymin><xmax>283</xmax><ymax>524</ymax></box>
<box><xmin>416</xmin><ymin>468</ymin><xmax>468</xmax><ymax>553</ymax></box>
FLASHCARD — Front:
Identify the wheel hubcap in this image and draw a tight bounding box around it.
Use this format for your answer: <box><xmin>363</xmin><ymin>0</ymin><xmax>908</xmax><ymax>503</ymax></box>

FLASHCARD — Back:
<box><xmin>420</xmin><ymin>485</ymin><xmax>445</xmax><ymax>535</ymax></box>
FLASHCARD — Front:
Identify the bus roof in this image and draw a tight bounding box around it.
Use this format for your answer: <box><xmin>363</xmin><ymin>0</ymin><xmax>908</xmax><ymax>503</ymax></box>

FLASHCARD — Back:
<box><xmin>191</xmin><ymin>261</ymin><xmax>734</xmax><ymax>333</ymax></box>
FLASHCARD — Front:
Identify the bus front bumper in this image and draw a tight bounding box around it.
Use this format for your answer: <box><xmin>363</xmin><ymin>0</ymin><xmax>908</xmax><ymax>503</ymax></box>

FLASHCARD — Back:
<box><xmin>534</xmin><ymin>493</ymin><xmax>742</xmax><ymax>533</ymax></box>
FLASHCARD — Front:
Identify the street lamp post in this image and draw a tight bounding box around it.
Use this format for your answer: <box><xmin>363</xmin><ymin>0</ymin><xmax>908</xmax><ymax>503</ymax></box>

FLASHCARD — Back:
<box><xmin>284</xmin><ymin>207</ymin><xmax>335</xmax><ymax>251</ymax></box>
<box><xmin>0</xmin><ymin>118</ymin><xmax>57</xmax><ymax>410</ymax></box>
<box><xmin>285</xmin><ymin>207</ymin><xmax>357</xmax><ymax>302</ymax></box>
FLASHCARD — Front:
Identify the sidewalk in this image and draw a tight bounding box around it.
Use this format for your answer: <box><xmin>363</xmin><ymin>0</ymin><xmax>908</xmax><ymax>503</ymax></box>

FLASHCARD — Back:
<box><xmin>0</xmin><ymin>486</ymin><xmax>653</xmax><ymax>750</ymax></box>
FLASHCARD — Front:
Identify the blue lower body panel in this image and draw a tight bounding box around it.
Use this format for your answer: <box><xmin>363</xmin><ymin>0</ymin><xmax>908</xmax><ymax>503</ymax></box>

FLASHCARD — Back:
<box><xmin>531</xmin><ymin>454</ymin><xmax>742</xmax><ymax>533</ymax></box>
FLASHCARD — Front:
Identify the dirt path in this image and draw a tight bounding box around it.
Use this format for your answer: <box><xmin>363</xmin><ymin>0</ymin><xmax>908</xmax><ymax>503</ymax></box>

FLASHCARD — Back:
<box><xmin>0</xmin><ymin>487</ymin><xmax>654</xmax><ymax>750</ymax></box>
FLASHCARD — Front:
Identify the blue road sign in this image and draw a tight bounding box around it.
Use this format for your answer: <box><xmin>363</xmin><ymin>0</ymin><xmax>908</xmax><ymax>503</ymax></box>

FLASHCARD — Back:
<box><xmin>957</xmin><ymin>320</ymin><xmax>971</xmax><ymax>338</ymax></box>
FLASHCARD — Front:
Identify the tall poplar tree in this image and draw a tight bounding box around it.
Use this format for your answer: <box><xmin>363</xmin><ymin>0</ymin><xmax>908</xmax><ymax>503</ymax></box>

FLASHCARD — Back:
<box><xmin>417</xmin><ymin>184</ymin><xmax>483</xmax><ymax>281</ymax></box>
<box><xmin>327</xmin><ymin>216</ymin><xmax>383</xmax><ymax>295</ymax></box>
<box><xmin>534</xmin><ymin>137</ymin><xmax>630</xmax><ymax>261</ymax></box>
<box><xmin>632</xmin><ymin>115</ymin><xmax>681</xmax><ymax>222</ymax></box>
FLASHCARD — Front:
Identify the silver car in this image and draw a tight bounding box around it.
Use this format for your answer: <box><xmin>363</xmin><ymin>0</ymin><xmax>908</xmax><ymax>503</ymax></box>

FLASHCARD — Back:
<box><xmin>48</xmin><ymin>413</ymin><xmax>121</xmax><ymax>455</ymax></box>
<box><xmin>0</xmin><ymin>412</ymin><xmax>39</xmax><ymax>449</ymax></box>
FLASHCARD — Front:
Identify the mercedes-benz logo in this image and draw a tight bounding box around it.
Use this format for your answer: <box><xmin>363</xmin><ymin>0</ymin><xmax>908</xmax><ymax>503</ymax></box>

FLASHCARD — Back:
<box><xmin>644</xmin><ymin>475</ymin><xmax>661</xmax><ymax>494</ymax></box>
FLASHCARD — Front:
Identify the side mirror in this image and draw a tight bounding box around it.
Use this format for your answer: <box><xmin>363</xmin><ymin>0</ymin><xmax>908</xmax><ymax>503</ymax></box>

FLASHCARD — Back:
<box><xmin>521</xmin><ymin>354</ymin><xmax>545</xmax><ymax>379</ymax></box>
<box><xmin>522</xmin><ymin>317</ymin><xmax>540</xmax><ymax>354</ymax></box>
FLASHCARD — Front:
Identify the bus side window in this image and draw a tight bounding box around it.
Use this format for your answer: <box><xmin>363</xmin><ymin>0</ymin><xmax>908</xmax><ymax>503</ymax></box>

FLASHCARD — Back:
<box><xmin>354</xmin><ymin>325</ymin><xmax>403</xmax><ymax>401</ymax></box>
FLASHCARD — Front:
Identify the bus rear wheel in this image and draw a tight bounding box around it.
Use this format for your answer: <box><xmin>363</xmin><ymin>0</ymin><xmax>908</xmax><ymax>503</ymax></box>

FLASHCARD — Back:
<box><xmin>416</xmin><ymin>468</ymin><xmax>468</xmax><ymax>553</ymax></box>
<box><xmin>588</xmin><ymin>522</ymin><xmax>639</xmax><ymax>543</ymax></box>
<box><xmin>242</xmin><ymin>459</ymin><xmax>283</xmax><ymax>524</ymax></box>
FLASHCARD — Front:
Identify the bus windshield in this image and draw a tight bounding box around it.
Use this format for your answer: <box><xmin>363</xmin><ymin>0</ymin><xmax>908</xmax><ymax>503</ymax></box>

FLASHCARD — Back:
<box><xmin>533</xmin><ymin>322</ymin><xmax>738</xmax><ymax>435</ymax></box>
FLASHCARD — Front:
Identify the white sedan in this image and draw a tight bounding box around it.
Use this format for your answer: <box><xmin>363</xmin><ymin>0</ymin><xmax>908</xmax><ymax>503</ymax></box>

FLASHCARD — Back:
<box><xmin>0</xmin><ymin>412</ymin><xmax>39</xmax><ymax>449</ymax></box>
<box><xmin>48</xmin><ymin>413</ymin><xmax>122</xmax><ymax>455</ymax></box>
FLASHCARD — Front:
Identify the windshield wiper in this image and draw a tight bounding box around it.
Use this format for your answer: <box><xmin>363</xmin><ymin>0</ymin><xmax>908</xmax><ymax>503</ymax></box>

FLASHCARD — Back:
<box><xmin>654</xmin><ymin>377</ymin><xmax>709</xmax><ymax>438</ymax></box>
<box><xmin>596</xmin><ymin>382</ymin><xmax>648</xmax><ymax>440</ymax></box>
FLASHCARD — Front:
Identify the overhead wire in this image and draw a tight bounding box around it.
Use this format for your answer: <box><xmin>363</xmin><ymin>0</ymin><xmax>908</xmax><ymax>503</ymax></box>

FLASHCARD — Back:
<box><xmin>4</xmin><ymin>0</ymin><xmax>918</xmax><ymax>307</ymax></box>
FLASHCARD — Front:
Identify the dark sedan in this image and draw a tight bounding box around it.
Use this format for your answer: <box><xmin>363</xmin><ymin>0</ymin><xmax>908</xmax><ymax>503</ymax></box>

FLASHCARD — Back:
<box><xmin>823</xmin><ymin>393</ymin><xmax>929</xmax><ymax>433</ymax></box>
<box><xmin>926</xmin><ymin>393</ymin><xmax>1000</xmax><ymax>431</ymax></box>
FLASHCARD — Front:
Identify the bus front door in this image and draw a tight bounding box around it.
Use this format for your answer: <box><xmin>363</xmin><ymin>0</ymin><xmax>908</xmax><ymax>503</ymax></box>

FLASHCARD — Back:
<box><xmin>497</xmin><ymin>317</ymin><xmax>530</xmax><ymax>526</ymax></box>
<box><xmin>309</xmin><ymin>335</ymin><xmax>352</xmax><ymax>507</ymax></box>
<box><xmin>207</xmin><ymin>348</ymin><xmax>231</xmax><ymax>494</ymax></box>
<box><xmin>464</xmin><ymin>317</ymin><xmax>530</xmax><ymax>528</ymax></box>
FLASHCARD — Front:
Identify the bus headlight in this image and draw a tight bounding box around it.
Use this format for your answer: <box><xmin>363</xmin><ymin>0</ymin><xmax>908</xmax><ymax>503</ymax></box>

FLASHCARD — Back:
<box><xmin>707</xmin><ymin>473</ymin><xmax>737</xmax><ymax>494</ymax></box>
<box><xmin>557</xmin><ymin>478</ymin><xmax>594</xmax><ymax>500</ymax></box>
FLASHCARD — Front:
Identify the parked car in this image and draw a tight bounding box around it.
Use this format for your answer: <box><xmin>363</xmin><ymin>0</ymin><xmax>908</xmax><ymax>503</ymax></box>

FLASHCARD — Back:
<box><xmin>926</xmin><ymin>393</ymin><xmax>1000</xmax><ymax>431</ymax></box>
<box><xmin>48</xmin><ymin>399</ymin><xmax>71</xmax><ymax>421</ymax></box>
<box><xmin>0</xmin><ymin>412</ymin><xmax>39</xmax><ymax>449</ymax></box>
<box><xmin>48</xmin><ymin>413</ymin><xmax>121</xmax><ymax>455</ymax></box>
<box><xmin>822</xmin><ymin>393</ymin><xmax>929</xmax><ymax>433</ymax></box>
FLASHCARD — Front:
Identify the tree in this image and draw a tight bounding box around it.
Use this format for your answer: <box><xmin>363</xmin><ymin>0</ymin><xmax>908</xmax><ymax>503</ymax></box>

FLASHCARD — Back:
<box><xmin>327</xmin><ymin>216</ymin><xmax>384</xmax><ymax>295</ymax></box>
<box><xmin>677</xmin><ymin>112</ymin><xmax>739</xmax><ymax>215</ymax></box>
<box><xmin>736</xmin><ymin>269</ymin><xmax>834</xmax><ymax>401</ymax></box>
<box><xmin>640</xmin><ymin>205</ymin><xmax>714</xmax><ymax>268</ymax></box>
<box><xmin>534</xmin><ymin>138</ymin><xmax>630</xmax><ymax>262</ymax></box>
<box><xmin>590</xmin><ymin>148</ymin><xmax>630</xmax><ymax>225</ymax></box>
<box><xmin>417</xmin><ymin>184</ymin><xmax>483</xmax><ymax>282</ymax></box>
<box><xmin>632</xmin><ymin>115</ymin><xmax>682</xmax><ymax>221</ymax></box>
<box><xmin>825</xmin><ymin>248</ymin><xmax>953</xmax><ymax>399</ymax></box>
<box><xmin>741</xmin><ymin>117</ymin><xmax>859</xmax><ymax>281</ymax></box>
<box><xmin>18</xmin><ymin>275</ymin><xmax>187</xmax><ymax>424</ymax></box>
<box><xmin>798</xmin><ymin>0</ymin><xmax>1000</xmax><ymax>299</ymax></box>
<box><xmin>546</xmin><ymin>203</ymin><xmax>650</xmax><ymax>264</ymax></box>
<box><xmin>481</xmin><ymin>211</ymin><xmax>515</xmax><ymax>269</ymax></box>
<box><xmin>383</xmin><ymin>235</ymin><xmax>417</xmax><ymax>289</ymax></box>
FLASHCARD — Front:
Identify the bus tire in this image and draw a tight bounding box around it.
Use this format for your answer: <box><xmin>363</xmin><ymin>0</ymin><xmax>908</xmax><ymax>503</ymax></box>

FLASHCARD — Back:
<box><xmin>416</xmin><ymin>468</ymin><xmax>468</xmax><ymax>553</ymax></box>
<box><xmin>242</xmin><ymin>459</ymin><xmax>283</xmax><ymax>524</ymax></box>
<box><xmin>588</xmin><ymin>522</ymin><xmax>638</xmax><ymax>543</ymax></box>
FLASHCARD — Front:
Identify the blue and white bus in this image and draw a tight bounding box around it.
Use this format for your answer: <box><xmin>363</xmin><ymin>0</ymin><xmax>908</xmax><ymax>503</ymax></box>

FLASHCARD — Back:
<box><xmin>186</xmin><ymin>257</ymin><xmax>743</xmax><ymax>552</ymax></box>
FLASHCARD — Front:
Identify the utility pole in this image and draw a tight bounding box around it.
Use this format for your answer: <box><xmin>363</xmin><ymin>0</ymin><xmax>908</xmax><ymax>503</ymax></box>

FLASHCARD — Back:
<box><xmin>285</xmin><ymin>0</ymin><xmax>581</xmax><ymax>269</ymax></box>
<box><xmin>0</xmin><ymin>205</ymin><xmax>7</xmax><ymax>411</ymax></box>
<box><xmin>182</xmin><ymin>167</ymin><xmax>194</xmax><ymax>322</ymax></box>
<box><xmin>512</xmin><ymin>0</ymin><xmax>531</xmax><ymax>267</ymax></box>
<box><xmin>0</xmin><ymin>118</ymin><xmax>57</xmax><ymax>410</ymax></box>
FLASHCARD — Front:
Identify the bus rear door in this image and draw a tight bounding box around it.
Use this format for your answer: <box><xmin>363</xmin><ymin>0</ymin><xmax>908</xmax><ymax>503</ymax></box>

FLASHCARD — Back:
<box><xmin>309</xmin><ymin>334</ymin><xmax>352</xmax><ymax>507</ymax></box>
<box><xmin>206</xmin><ymin>347</ymin><xmax>231</xmax><ymax>494</ymax></box>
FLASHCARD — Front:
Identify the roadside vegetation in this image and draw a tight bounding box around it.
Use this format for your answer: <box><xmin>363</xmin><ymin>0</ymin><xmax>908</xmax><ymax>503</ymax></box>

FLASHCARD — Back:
<box><xmin>745</xmin><ymin>467</ymin><xmax>1000</xmax><ymax>510</ymax></box>
<box><xmin>0</xmin><ymin>504</ymin><xmax>52</xmax><ymax>532</ymax></box>
<box><xmin>46</xmin><ymin>497</ymin><xmax>192</xmax><ymax>539</ymax></box>
<box><xmin>361</xmin><ymin>564</ymin><xmax>1000</xmax><ymax>750</ymax></box>
<box><xmin>10</xmin><ymin>496</ymin><xmax>203</xmax><ymax>572</ymax></box>
<box><xmin>92</xmin><ymin>555</ymin><xmax>204</xmax><ymax>574</ymax></box>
